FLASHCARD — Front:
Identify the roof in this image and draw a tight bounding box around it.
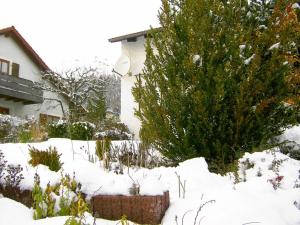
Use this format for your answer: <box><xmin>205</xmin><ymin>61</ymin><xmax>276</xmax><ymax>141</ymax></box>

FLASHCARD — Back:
<box><xmin>108</xmin><ymin>27</ymin><xmax>161</xmax><ymax>43</ymax></box>
<box><xmin>0</xmin><ymin>26</ymin><xmax>50</xmax><ymax>71</ymax></box>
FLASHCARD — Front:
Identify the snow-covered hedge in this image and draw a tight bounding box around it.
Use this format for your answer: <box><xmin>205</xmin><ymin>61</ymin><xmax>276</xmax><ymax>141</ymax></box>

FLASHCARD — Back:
<box><xmin>47</xmin><ymin>120</ymin><xmax>95</xmax><ymax>140</ymax></box>
<box><xmin>95</xmin><ymin>120</ymin><xmax>132</xmax><ymax>140</ymax></box>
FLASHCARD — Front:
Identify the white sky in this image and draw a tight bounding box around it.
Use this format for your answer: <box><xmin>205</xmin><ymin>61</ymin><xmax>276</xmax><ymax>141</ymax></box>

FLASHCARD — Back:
<box><xmin>0</xmin><ymin>0</ymin><xmax>161</xmax><ymax>71</ymax></box>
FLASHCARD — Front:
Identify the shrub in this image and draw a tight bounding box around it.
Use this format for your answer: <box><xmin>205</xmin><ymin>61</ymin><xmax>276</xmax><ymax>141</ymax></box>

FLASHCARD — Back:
<box><xmin>4</xmin><ymin>164</ymin><xmax>24</xmax><ymax>188</ymax></box>
<box><xmin>28</xmin><ymin>146</ymin><xmax>63</xmax><ymax>172</ymax></box>
<box><xmin>0</xmin><ymin>150</ymin><xmax>7</xmax><ymax>180</ymax></box>
<box><xmin>95</xmin><ymin>138</ymin><xmax>111</xmax><ymax>161</ymax></box>
<box><xmin>95</xmin><ymin>138</ymin><xmax>111</xmax><ymax>170</ymax></box>
<box><xmin>95</xmin><ymin>119</ymin><xmax>132</xmax><ymax>140</ymax></box>
<box><xmin>279</xmin><ymin>141</ymin><xmax>300</xmax><ymax>161</ymax></box>
<box><xmin>18</xmin><ymin>129</ymin><xmax>32</xmax><ymax>143</ymax></box>
<box><xmin>0</xmin><ymin>114</ymin><xmax>28</xmax><ymax>143</ymax></box>
<box><xmin>70</xmin><ymin>122</ymin><xmax>95</xmax><ymax>140</ymax></box>
<box><xmin>0</xmin><ymin>121</ymin><xmax>11</xmax><ymax>143</ymax></box>
<box><xmin>132</xmin><ymin>0</ymin><xmax>300</xmax><ymax>173</ymax></box>
<box><xmin>32</xmin><ymin>172</ymin><xmax>89</xmax><ymax>221</ymax></box>
<box><xmin>47</xmin><ymin>120</ymin><xmax>69</xmax><ymax>138</ymax></box>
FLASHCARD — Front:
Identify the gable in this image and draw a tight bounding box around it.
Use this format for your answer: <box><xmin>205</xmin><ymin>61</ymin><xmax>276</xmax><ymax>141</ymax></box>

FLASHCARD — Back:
<box><xmin>0</xmin><ymin>26</ymin><xmax>49</xmax><ymax>71</ymax></box>
<box><xmin>0</xmin><ymin>26</ymin><xmax>49</xmax><ymax>82</ymax></box>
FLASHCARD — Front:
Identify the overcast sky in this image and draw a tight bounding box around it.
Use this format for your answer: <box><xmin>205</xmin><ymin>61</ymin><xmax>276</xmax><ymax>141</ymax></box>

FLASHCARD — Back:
<box><xmin>0</xmin><ymin>0</ymin><xmax>161</xmax><ymax>71</ymax></box>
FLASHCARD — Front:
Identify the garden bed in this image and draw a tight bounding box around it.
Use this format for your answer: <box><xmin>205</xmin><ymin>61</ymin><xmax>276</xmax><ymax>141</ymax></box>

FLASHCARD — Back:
<box><xmin>0</xmin><ymin>185</ymin><xmax>32</xmax><ymax>208</ymax></box>
<box><xmin>91</xmin><ymin>191</ymin><xmax>169</xmax><ymax>225</ymax></box>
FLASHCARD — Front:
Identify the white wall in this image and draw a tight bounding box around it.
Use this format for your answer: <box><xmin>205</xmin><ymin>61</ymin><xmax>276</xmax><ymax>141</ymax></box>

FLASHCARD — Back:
<box><xmin>0</xmin><ymin>35</ymin><xmax>68</xmax><ymax>120</ymax></box>
<box><xmin>117</xmin><ymin>36</ymin><xmax>146</xmax><ymax>139</ymax></box>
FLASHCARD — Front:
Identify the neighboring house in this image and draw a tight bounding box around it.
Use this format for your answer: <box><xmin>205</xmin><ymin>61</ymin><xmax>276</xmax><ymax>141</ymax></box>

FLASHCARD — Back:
<box><xmin>0</xmin><ymin>26</ymin><xmax>68</xmax><ymax>124</ymax></box>
<box><xmin>109</xmin><ymin>29</ymin><xmax>152</xmax><ymax>139</ymax></box>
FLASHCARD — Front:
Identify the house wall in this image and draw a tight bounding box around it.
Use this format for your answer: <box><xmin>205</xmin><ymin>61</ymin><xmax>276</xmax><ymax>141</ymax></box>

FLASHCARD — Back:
<box><xmin>118</xmin><ymin>36</ymin><xmax>146</xmax><ymax>139</ymax></box>
<box><xmin>0</xmin><ymin>35</ymin><xmax>68</xmax><ymax>120</ymax></box>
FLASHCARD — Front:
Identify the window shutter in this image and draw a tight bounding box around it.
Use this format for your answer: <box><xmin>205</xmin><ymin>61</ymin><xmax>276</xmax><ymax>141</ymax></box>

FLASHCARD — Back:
<box><xmin>11</xmin><ymin>63</ymin><xmax>20</xmax><ymax>77</ymax></box>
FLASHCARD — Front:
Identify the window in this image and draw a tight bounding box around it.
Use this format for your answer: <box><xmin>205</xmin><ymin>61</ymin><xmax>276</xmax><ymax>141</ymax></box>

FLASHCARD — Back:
<box><xmin>11</xmin><ymin>63</ymin><xmax>20</xmax><ymax>77</ymax></box>
<box><xmin>39</xmin><ymin>113</ymin><xmax>60</xmax><ymax>126</ymax></box>
<box><xmin>0</xmin><ymin>58</ymin><xmax>9</xmax><ymax>75</ymax></box>
<box><xmin>0</xmin><ymin>107</ymin><xmax>9</xmax><ymax>115</ymax></box>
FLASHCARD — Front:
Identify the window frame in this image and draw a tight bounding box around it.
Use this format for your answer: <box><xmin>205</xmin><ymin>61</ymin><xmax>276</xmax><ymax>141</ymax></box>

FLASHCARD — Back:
<box><xmin>0</xmin><ymin>58</ymin><xmax>10</xmax><ymax>75</ymax></box>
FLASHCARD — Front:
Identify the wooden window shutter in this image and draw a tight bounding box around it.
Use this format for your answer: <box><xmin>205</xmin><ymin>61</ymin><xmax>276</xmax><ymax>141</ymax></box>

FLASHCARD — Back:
<box><xmin>0</xmin><ymin>107</ymin><xmax>9</xmax><ymax>115</ymax></box>
<box><xmin>11</xmin><ymin>63</ymin><xmax>20</xmax><ymax>77</ymax></box>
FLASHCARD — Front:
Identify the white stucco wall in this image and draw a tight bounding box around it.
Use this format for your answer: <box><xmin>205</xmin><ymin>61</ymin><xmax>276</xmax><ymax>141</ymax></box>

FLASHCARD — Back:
<box><xmin>117</xmin><ymin>36</ymin><xmax>146</xmax><ymax>139</ymax></box>
<box><xmin>0</xmin><ymin>35</ymin><xmax>68</xmax><ymax>120</ymax></box>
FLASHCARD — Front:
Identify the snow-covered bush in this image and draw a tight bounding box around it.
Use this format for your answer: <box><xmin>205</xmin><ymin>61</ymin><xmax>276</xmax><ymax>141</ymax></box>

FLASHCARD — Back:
<box><xmin>70</xmin><ymin>122</ymin><xmax>95</xmax><ymax>140</ymax></box>
<box><xmin>0</xmin><ymin>150</ymin><xmax>7</xmax><ymax>181</ymax></box>
<box><xmin>0</xmin><ymin>114</ymin><xmax>29</xmax><ymax>143</ymax></box>
<box><xmin>47</xmin><ymin>120</ymin><xmax>69</xmax><ymax>139</ymax></box>
<box><xmin>28</xmin><ymin>146</ymin><xmax>63</xmax><ymax>172</ymax></box>
<box><xmin>94</xmin><ymin>119</ymin><xmax>132</xmax><ymax>140</ymax></box>
<box><xmin>47</xmin><ymin>120</ymin><xmax>95</xmax><ymax>140</ymax></box>
<box><xmin>32</xmin><ymin>172</ymin><xmax>89</xmax><ymax>221</ymax></box>
<box><xmin>278</xmin><ymin>141</ymin><xmax>300</xmax><ymax>160</ymax></box>
<box><xmin>110</xmin><ymin>142</ymin><xmax>162</xmax><ymax>171</ymax></box>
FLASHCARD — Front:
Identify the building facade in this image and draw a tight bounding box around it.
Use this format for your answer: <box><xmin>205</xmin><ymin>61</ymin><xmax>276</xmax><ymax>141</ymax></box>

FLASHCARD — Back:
<box><xmin>109</xmin><ymin>29</ymin><xmax>153</xmax><ymax>139</ymax></box>
<box><xmin>0</xmin><ymin>26</ymin><xmax>68</xmax><ymax>123</ymax></box>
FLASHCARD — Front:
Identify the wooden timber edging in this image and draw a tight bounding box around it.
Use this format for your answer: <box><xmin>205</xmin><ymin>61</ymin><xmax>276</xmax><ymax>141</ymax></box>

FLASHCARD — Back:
<box><xmin>0</xmin><ymin>185</ymin><xmax>33</xmax><ymax>208</ymax></box>
<box><xmin>91</xmin><ymin>191</ymin><xmax>170</xmax><ymax>225</ymax></box>
<box><xmin>0</xmin><ymin>184</ymin><xmax>170</xmax><ymax>225</ymax></box>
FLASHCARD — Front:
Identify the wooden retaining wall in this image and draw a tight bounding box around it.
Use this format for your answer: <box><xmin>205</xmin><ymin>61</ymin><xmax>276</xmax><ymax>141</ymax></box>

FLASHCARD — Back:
<box><xmin>91</xmin><ymin>191</ymin><xmax>169</xmax><ymax>225</ymax></box>
<box><xmin>0</xmin><ymin>185</ymin><xmax>170</xmax><ymax>225</ymax></box>
<box><xmin>0</xmin><ymin>185</ymin><xmax>33</xmax><ymax>208</ymax></box>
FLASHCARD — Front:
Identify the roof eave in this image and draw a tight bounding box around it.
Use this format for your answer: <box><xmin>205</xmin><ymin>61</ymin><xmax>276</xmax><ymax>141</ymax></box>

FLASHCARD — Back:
<box><xmin>0</xmin><ymin>26</ymin><xmax>50</xmax><ymax>72</ymax></box>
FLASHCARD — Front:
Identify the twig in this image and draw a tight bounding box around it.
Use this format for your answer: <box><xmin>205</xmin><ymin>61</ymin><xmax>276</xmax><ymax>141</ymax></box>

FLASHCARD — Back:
<box><xmin>181</xmin><ymin>209</ymin><xmax>193</xmax><ymax>225</ymax></box>
<box><xmin>198</xmin><ymin>216</ymin><xmax>205</xmax><ymax>225</ymax></box>
<box><xmin>242</xmin><ymin>222</ymin><xmax>261</xmax><ymax>225</ymax></box>
<box><xmin>193</xmin><ymin>200</ymin><xmax>216</xmax><ymax>225</ymax></box>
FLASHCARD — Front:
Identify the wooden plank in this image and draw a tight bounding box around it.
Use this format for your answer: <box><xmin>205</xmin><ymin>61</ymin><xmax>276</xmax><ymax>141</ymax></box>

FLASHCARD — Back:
<box><xmin>0</xmin><ymin>73</ymin><xmax>34</xmax><ymax>86</ymax></box>
<box><xmin>0</xmin><ymin>77</ymin><xmax>42</xmax><ymax>96</ymax></box>
<box><xmin>0</xmin><ymin>87</ymin><xmax>43</xmax><ymax>104</ymax></box>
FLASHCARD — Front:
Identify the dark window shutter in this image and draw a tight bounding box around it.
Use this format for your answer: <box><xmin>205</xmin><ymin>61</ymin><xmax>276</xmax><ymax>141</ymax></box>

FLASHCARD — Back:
<box><xmin>11</xmin><ymin>63</ymin><xmax>20</xmax><ymax>77</ymax></box>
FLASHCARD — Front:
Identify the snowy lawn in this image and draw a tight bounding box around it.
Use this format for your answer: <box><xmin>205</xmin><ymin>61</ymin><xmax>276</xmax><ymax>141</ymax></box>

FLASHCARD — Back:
<box><xmin>0</xmin><ymin>126</ymin><xmax>300</xmax><ymax>225</ymax></box>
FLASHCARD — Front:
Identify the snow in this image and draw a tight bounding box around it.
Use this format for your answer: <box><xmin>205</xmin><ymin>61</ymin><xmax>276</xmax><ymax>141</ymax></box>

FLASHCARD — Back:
<box><xmin>0</xmin><ymin>126</ymin><xmax>300</xmax><ymax>225</ymax></box>
<box><xmin>279</xmin><ymin>125</ymin><xmax>300</xmax><ymax>145</ymax></box>
<box><xmin>292</xmin><ymin>3</ymin><xmax>300</xmax><ymax>9</ymax></box>
<box><xmin>0</xmin><ymin>114</ymin><xmax>28</xmax><ymax>127</ymax></box>
<box><xmin>244</xmin><ymin>54</ymin><xmax>255</xmax><ymax>65</ymax></box>
<box><xmin>269</xmin><ymin>42</ymin><xmax>280</xmax><ymax>50</ymax></box>
<box><xmin>192</xmin><ymin>54</ymin><xmax>202</xmax><ymax>67</ymax></box>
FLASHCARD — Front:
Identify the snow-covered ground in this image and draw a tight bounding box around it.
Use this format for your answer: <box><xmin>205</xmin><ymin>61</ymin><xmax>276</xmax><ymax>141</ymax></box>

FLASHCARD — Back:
<box><xmin>0</xmin><ymin>126</ymin><xmax>300</xmax><ymax>225</ymax></box>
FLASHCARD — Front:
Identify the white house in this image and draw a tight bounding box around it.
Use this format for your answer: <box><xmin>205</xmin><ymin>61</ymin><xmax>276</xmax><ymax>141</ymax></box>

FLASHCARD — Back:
<box><xmin>109</xmin><ymin>29</ymin><xmax>153</xmax><ymax>139</ymax></box>
<box><xmin>0</xmin><ymin>26</ymin><xmax>68</xmax><ymax>123</ymax></box>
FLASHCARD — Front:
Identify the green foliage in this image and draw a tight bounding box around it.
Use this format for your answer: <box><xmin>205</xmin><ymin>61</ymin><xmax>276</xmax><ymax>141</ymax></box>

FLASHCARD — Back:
<box><xmin>120</xmin><ymin>215</ymin><xmax>129</xmax><ymax>225</ymax></box>
<box><xmin>0</xmin><ymin>114</ymin><xmax>32</xmax><ymax>143</ymax></box>
<box><xmin>64</xmin><ymin>217</ymin><xmax>82</xmax><ymax>225</ymax></box>
<box><xmin>32</xmin><ymin>172</ymin><xmax>89</xmax><ymax>221</ymax></box>
<box><xmin>32</xmin><ymin>173</ymin><xmax>47</xmax><ymax>220</ymax></box>
<box><xmin>47</xmin><ymin>120</ymin><xmax>95</xmax><ymax>140</ymax></box>
<box><xmin>0</xmin><ymin>121</ymin><xmax>11</xmax><ymax>143</ymax></box>
<box><xmin>70</xmin><ymin>122</ymin><xmax>95</xmax><ymax>140</ymax></box>
<box><xmin>132</xmin><ymin>0</ymin><xmax>300</xmax><ymax>173</ymax></box>
<box><xmin>86</xmin><ymin>95</ymin><xmax>106</xmax><ymax>123</ymax></box>
<box><xmin>32</xmin><ymin>180</ymin><xmax>56</xmax><ymax>220</ymax></box>
<box><xmin>18</xmin><ymin>130</ymin><xmax>32</xmax><ymax>143</ymax></box>
<box><xmin>28</xmin><ymin>146</ymin><xmax>63</xmax><ymax>172</ymax></box>
<box><xmin>47</xmin><ymin>121</ymin><xmax>69</xmax><ymax>138</ymax></box>
<box><xmin>95</xmin><ymin>138</ymin><xmax>111</xmax><ymax>161</ymax></box>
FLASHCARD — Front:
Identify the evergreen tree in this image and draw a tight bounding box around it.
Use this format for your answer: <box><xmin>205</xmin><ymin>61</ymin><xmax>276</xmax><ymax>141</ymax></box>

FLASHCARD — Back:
<box><xmin>133</xmin><ymin>0</ymin><xmax>300</xmax><ymax>173</ymax></box>
<box><xmin>86</xmin><ymin>94</ymin><xmax>106</xmax><ymax>123</ymax></box>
